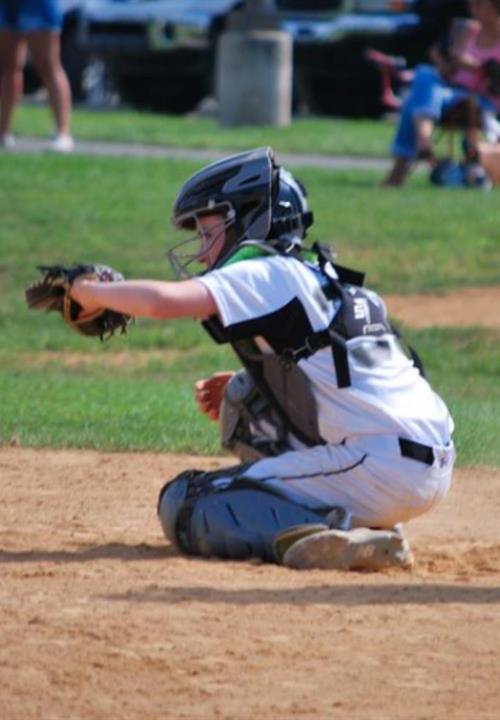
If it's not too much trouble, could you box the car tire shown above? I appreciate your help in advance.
[300,63,384,118]
[61,28,90,102]
[112,72,208,114]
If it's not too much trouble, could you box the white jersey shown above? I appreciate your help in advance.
[198,254,454,448]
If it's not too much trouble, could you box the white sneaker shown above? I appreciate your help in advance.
[273,523,329,563]
[0,134,16,150]
[282,526,414,571]
[50,134,75,153]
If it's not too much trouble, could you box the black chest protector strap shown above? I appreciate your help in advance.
[279,247,374,388]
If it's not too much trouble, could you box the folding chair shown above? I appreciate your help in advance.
[366,49,499,185]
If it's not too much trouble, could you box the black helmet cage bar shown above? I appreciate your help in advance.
[168,201,237,279]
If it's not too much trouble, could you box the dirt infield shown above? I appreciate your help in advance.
[384,286,500,328]
[1,448,499,720]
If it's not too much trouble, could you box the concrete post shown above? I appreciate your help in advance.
[216,9,293,127]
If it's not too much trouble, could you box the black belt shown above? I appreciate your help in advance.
[398,438,435,466]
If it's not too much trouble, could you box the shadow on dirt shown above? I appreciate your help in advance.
[0,543,176,563]
[104,583,500,606]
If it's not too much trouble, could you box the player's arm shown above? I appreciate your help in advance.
[72,276,235,420]
[70,277,218,321]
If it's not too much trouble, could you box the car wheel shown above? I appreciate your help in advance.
[301,65,384,119]
[61,29,90,102]
[113,73,208,114]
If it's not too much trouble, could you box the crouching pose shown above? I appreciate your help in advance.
[70,147,455,570]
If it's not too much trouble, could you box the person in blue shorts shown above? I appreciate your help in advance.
[0,0,74,151]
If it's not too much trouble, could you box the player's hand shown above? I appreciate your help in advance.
[194,372,235,421]
[70,276,102,313]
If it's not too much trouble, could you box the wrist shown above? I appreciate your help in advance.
[70,278,101,311]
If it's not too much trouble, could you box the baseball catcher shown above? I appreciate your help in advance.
[32,148,455,570]
[25,264,132,340]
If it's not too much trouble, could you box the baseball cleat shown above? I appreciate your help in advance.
[273,523,329,564]
[282,526,414,571]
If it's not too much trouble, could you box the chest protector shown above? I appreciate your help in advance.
[202,242,423,447]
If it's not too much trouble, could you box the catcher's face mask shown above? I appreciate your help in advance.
[168,204,236,279]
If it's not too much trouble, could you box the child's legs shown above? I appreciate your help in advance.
[158,437,453,560]
[392,64,455,159]
[247,436,454,529]
[26,30,71,134]
[0,31,27,136]
[157,466,330,561]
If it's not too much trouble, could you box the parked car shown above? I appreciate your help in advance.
[80,0,469,117]
[80,0,228,113]
[60,0,92,100]
[287,0,470,116]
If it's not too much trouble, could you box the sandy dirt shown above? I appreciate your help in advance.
[384,286,500,329]
[1,287,498,719]
[1,447,499,720]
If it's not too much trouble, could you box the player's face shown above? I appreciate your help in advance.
[197,213,227,267]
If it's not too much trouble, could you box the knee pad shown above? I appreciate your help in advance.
[157,470,201,547]
[181,477,328,561]
[157,465,251,553]
[158,471,337,562]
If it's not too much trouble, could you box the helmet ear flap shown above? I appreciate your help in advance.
[271,165,281,202]
[269,168,312,242]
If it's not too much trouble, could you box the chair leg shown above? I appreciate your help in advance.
[447,131,455,159]
[464,128,480,161]
[381,157,412,187]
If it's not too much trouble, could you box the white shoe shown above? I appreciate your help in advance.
[0,134,16,150]
[50,134,75,153]
[273,523,329,563]
[282,526,414,571]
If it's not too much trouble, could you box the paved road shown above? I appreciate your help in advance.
[12,135,392,171]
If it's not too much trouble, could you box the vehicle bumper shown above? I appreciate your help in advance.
[284,12,419,43]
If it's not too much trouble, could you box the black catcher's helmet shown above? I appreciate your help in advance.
[168,147,313,277]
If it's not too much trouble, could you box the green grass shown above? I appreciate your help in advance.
[0,328,497,465]
[14,103,395,156]
[0,346,237,453]
[0,151,498,464]
[1,154,499,314]
[404,328,500,467]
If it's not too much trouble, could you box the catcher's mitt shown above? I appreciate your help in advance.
[25,264,132,340]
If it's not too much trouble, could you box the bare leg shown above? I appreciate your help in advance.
[0,30,27,140]
[26,30,72,138]
[381,156,412,187]
[382,114,437,187]
[414,115,436,162]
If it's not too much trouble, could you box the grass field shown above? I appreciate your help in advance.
[14,103,480,159]
[0,132,499,464]
[14,104,394,156]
